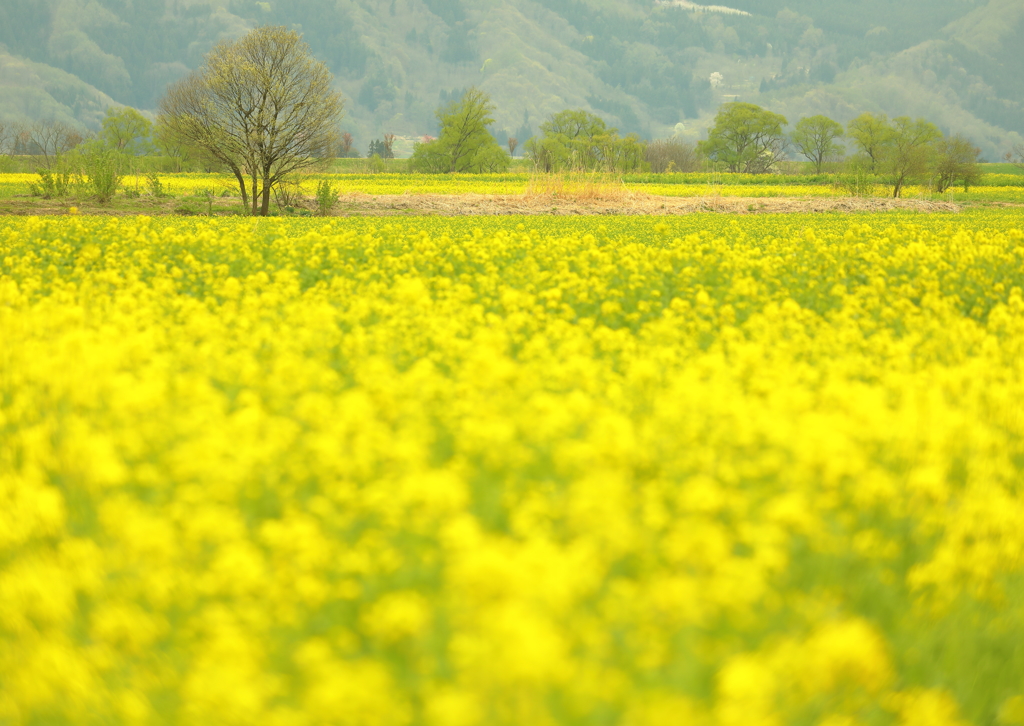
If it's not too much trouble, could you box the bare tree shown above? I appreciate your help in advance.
[383,133,396,160]
[1008,142,1024,169]
[339,131,354,157]
[645,138,700,172]
[0,121,11,159]
[27,120,84,168]
[158,26,344,216]
[507,136,518,157]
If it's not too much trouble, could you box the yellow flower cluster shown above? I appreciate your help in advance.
[3,210,1024,725]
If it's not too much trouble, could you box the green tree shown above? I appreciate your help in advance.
[697,102,788,174]
[99,106,154,156]
[158,26,343,216]
[790,114,844,173]
[883,117,941,198]
[847,113,894,173]
[410,88,509,173]
[524,109,645,172]
[154,116,193,172]
[933,134,981,193]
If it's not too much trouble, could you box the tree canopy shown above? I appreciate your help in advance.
[847,113,894,173]
[790,115,844,173]
[883,116,942,198]
[158,26,343,216]
[99,107,154,156]
[524,109,645,172]
[410,88,509,173]
[933,134,981,193]
[697,103,788,174]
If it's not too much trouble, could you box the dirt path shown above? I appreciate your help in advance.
[332,193,963,216]
[0,193,967,217]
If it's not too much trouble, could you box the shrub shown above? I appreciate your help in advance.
[30,164,80,199]
[147,173,166,198]
[83,149,125,202]
[645,139,700,173]
[315,179,338,216]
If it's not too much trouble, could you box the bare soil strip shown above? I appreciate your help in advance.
[0,193,966,217]
[334,193,962,216]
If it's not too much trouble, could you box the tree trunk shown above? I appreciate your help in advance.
[260,179,271,216]
[251,173,260,216]
[231,165,248,211]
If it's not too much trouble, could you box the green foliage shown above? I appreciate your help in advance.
[524,109,645,173]
[99,106,154,156]
[365,154,388,173]
[29,163,80,199]
[81,146,126,202]
[884,117,942,198]
[154,116,194,172]
[790,115,845,173]
[933,134,981,193]
[410,88,509,173]
[2,0,1023,161]
[847,113,895,173]
[315,178,338,216]
[368,139,394,159]
[146,173,166,198]
[159,26,344,216]
[698,102,788,174]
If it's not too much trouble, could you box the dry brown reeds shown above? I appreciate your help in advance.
[521,170,649,204]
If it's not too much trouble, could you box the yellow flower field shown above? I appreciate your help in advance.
[2,171,1022,203]
[3,210,1024,725]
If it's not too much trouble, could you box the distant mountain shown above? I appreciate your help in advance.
[1,0,1021,159]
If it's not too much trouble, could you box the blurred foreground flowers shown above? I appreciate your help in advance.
[2,212,1024,725]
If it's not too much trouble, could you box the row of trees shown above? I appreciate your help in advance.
[699,102,992,197]
[409,89,648,175]
[0,108,177,201]
[0,108,158,168]
[408,90,1009,199]
[2,27,344,215]
[8,21,1021,215]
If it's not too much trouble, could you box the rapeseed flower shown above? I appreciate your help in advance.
[2,211,1024,724]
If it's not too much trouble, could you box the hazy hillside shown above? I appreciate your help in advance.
[0,0,1021,158]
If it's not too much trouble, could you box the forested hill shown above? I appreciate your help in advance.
[1,0,1022,158]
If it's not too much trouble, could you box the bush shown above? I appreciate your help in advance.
[83,149,125,202]
[29,163,80,199]
[315,178,338,216]
[645,139,700,173]
[365,154,388,174]
[146,173,166,198]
